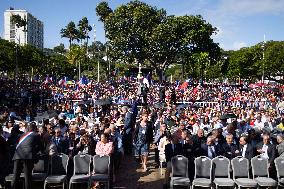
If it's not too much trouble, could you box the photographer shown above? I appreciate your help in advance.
[75,129,96,155]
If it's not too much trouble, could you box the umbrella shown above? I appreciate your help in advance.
[220,113,237,120]
[48,111,59,118]
[177,104,191,109]
[154,103,165,109]
[94,99,112,106]
[178,81,189,90]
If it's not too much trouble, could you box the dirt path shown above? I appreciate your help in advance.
[114,149,164,189]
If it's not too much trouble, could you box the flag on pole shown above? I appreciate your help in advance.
[178,81,189,90]
[146,72,151,85]
[78,75,89,86]
[44,76,52,84]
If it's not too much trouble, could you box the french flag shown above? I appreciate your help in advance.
[44,76,52,84]
[58,77,67,86]
[78,76,89,86]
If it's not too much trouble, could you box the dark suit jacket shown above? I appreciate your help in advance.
[13,132,42,160]
[0,135,9,158]
[256,142,276,164]
[192,135,206,156]
[165,143,183,162]
[124,112,133,134]
[239,143,255,160]
[221,143,239,160]
[200,144,221,158]
[52,136,69,155]
[183,143,195,162]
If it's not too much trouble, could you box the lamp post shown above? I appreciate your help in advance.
[137,59,143,82]
[93,24,100,82]
[15,28,20,85]
[262,35,266,85]
[78,59,81,80]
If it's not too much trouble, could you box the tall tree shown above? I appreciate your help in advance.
[96,1,220,80]
[60,21,79,49]
[53,43,66,54]
[78,17,92,47]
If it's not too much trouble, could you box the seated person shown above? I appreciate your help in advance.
[75,129,96,155]
[222,134,239,160]
[95,133,114,156]
[201,136,222,159]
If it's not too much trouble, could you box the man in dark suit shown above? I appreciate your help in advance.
[182,135,195,181]
[122,106,134,155]
[256,134,277,178]
[201,136,221,159]
[165,136,183,163]
[164,135,183,189]
[52,127,68,154]
[12,122,43,189]
[256,134,276,165]
[0,126,9,188]
[222,134,240,160]
[192,129,206,156]
[239,136,255,160]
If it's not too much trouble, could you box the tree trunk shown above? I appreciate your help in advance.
[156,68,163,82]
[69,39,72,50]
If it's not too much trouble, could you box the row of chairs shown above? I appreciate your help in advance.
[5,153,111,189]
[170,155,284,189]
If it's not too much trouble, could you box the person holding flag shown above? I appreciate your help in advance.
[11,122,43,189]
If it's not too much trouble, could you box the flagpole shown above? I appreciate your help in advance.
[262,34,266,85]
[97,60,100,82]
[78,59,81,80]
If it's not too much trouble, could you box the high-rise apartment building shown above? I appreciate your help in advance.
[4,8,44,49]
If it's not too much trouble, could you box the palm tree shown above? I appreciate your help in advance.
[78,17,92,48]
[60,21,79,49]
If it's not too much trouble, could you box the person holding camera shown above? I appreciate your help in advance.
[75,129,96,155]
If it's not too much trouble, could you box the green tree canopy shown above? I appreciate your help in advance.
[60,21,79,49]
[96,0,220,80]
[78,17,92,46]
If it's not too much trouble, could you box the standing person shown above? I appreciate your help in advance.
[122,106,134,155]
[0,126,9,188]
[163,135,183,189]
[276,134,284,158]
[192,129,206,156]
[133,113,153,172]
[11,122,43,189]
[182,135,195,181]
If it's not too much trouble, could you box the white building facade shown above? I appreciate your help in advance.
[4,8,44,49]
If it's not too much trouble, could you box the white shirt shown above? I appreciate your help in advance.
[261,144,269,159]
[242,144,247,157]
[208,145,216,159]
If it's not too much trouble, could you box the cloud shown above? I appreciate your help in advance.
[233,41,247,50]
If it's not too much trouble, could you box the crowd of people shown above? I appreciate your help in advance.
[0,77,284,189]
